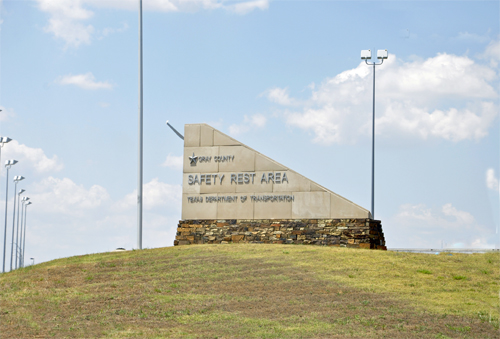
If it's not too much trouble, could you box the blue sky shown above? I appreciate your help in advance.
[0,0,498,266]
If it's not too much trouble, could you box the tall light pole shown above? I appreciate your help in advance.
[14,189,25,269]
[18,197,28,268]
[2,159,17,273]
[22,201,32,268]
[361,49,388,220]
[137,0,143,250]
[0,137,12,171]
[0,109,12,168]
[10,175,24,271]
[0,135,12,270]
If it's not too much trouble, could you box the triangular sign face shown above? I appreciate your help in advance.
[182,124,370,220]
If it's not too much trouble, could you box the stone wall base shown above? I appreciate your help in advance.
[174,219,386,250]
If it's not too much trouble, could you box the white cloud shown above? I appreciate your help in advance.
[264,87,295,106]
[389,203,495,249]
[85,0,268,13]
[2,140,64,173]
[162,153,183,170]
[377,101,498,142]
[37,0,95,48]
[0,163,182,268]
[286,105,358,144]
[114,178,182,211]
[478,39,500,68]
[249,113,266,127]
[378,53,496,100]
[274,48,499,144]
[37,0,269,47]
[99,22,128,40]
[86,0,216,12]
[486,168,499,192]
[57,72,113,90]
[452,31,490,44]
[228,0,269,15]
[31,176,109,216]
[484,40,500,60]
[395,203,475,229]
[16,176,182,266]
[229,113,267,135]
[441,203,475,224]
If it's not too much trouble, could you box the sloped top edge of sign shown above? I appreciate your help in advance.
[183,123,370,219]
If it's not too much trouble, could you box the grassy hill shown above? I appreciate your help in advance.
[1,244,499,338]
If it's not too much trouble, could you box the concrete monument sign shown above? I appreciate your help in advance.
[182,123,370,220]
[175,123,386,249]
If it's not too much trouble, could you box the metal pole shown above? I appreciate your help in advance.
[22,205,28,268]
[9,180,18,271]
[166,121,184,140]
[371,63,375,220]
[14,192,21,269]
[0,147,3,271]
[18,202,24,268]
[137,0,143,250]
[2,166,9,273]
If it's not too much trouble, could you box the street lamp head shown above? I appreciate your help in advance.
[361,50,372,60]
[22,197,29,202]
[377,49,388,60]
[5,159,18,167]
[18,189,25,195]
[26,201,32,206]
[13,176,25,182]
[0,137,12,144]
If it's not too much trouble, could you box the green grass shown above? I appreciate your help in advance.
[1,244,498,338]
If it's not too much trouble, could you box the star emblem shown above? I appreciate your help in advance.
[189,152,198,166]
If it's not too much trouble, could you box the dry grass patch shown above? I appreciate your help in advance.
[0,244,498,338]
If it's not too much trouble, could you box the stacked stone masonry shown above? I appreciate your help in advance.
[174,218,386,250]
